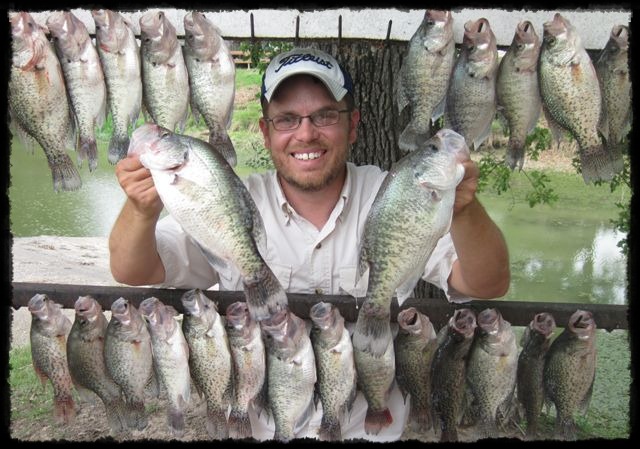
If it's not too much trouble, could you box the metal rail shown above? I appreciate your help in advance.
[11,282,628,332]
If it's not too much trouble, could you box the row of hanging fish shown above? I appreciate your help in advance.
[28,291,597,442]
[8,10,236,192]
[396,10,630,183]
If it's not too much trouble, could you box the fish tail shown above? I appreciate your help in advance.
[228,409,252,439]
[440,426,459,442]
[398,120,431,152]
[243,265,288,322]
[205,406,229,439]
[579,142,622,183]
[108,134,129,165]
[209,129,237,167]
[364,408,393,435]
[125,398,149,431]
[318,415,342,441]
[52,394,76,425]
[103,396,128,434]
[79,137,99,172]
[49,153,82,192]
[505,138,525,171]
[352,301,392,357]
[167,405,186,438]
[408,402,432,432]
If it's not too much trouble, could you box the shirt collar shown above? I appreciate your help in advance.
[268,163,354,225]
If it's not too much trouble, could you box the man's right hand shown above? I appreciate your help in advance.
[115,155,164,219]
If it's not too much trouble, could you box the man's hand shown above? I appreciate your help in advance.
[115,155,164,219]
[453,159,479,215]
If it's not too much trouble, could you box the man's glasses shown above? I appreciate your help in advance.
[264,109,351,131]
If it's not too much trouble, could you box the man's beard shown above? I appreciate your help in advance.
[274,148,349,192]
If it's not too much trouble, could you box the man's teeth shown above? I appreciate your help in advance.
[294,152,322,160]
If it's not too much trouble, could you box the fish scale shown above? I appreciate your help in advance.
[352,129,469,435]
[9,12,81,192]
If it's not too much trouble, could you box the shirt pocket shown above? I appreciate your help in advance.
[339,266,368,298]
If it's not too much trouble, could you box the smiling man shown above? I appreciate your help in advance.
[108,47,510,441]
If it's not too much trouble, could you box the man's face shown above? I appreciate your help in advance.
[259,75,359,192]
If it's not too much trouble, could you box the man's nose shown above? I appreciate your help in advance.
[294,116,320,142]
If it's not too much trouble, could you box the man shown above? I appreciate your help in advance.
[109,47,510,441]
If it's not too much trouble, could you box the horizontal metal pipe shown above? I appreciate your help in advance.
[11,282,628,331]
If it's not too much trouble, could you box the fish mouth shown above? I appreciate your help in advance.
[27,293,48,317]
[225,301,249,329]
[110,297,131,324]
[452,308,477,336]
[309,302,334,330]
[569,310,595,337]
[477,308,500,334]
[139,297,161,325]
[74,295,99,321]
[180,289,203,316]
[532,312,556,336]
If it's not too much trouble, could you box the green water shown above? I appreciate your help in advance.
[9,139,628,306]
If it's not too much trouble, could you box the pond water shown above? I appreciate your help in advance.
[8,139,628,306]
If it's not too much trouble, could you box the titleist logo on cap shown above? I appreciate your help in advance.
[274,53,333,73]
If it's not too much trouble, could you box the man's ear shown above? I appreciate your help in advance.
[259,117,271,149]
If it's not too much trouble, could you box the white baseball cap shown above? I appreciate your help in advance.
[261,47,354,102]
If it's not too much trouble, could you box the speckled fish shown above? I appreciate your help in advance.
[352,129,469,435]
[596,24,631,148]
[183,11,237,166]
[262,309,317,442]
[431,308,477,442]
[128,123,288,322]
[543,309,597,440]
[28,294,76,425]
[181,289,233,439]
[9,12,80,192]
[46,10,107,172]
[496,20,542,170]
[104,297,154,431]
[538,13,623,183]
[92,9,142,164]
[225,301,267,439]
[66,295,127,434]
[139,296,191,437]
[444,18,499,151]
[309,302,357,441]
[465,308,519,439]
[394,307,438,433]
[517,312,556,438]
[139,10,190,133]
[395,10,455,151]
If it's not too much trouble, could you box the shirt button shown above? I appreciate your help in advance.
[315,288,323,295]
[315,243,322,249]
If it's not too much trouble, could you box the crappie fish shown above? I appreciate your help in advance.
[538,13,623,183]
[444,18,499,151]
[67,295,127,434]
[139,296,191,437]
[9,12,81,192]
[181,289,233,439]
[309,302,357,441]
[104,297,154,431]
[128,123,288,322]
[517,312,556,438]
[496,20,542,170]
[465,308,518,438]
[431,308,477,442]
[28,294,76,424]
[543,309,597,440]
[225,301,267,439]
[139,10,190,133]
[395,10,455,151]
[46,10,107,172]
[352,129,469,434]
[394,307,438,433]
[596,24,631,147]
[262,309,316,442]
[92,9,142,164]
[183,11,237,166]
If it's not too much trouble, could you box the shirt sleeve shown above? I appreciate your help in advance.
[153,215,219,290]
[422,232,473,304]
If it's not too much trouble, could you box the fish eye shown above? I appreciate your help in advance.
[427,143,439,152]
[547,36,556,46]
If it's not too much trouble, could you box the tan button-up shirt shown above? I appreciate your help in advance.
[155,162,464,304]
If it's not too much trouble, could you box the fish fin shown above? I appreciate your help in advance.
[107,134,129,165]
[578,142,620,183]
[209,129,237,167]
[52,395,76,425]
[364,408,393,435]
[472,118,494,151]
[189,95,202,126]
[78,137,98,172]
[293,397,316,435]
[228,409,252,439]
[167,404,186,438]
[318,415,341,441]
[542,106,566,149]
[399,120,432,152]
[578,372,596,416]
[394,69,409,114]
[395,270,424,306]
[192,239,231,274]
[431,95,447,124]
[9,116,38,154]
[104,396,128,434]
[49,153,82,192]
[352,302,392,357]
[505,139,526,171]
[242,264,288,322]
[205,407,229,439]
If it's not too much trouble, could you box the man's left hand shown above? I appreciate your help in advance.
[453,159,479,215]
